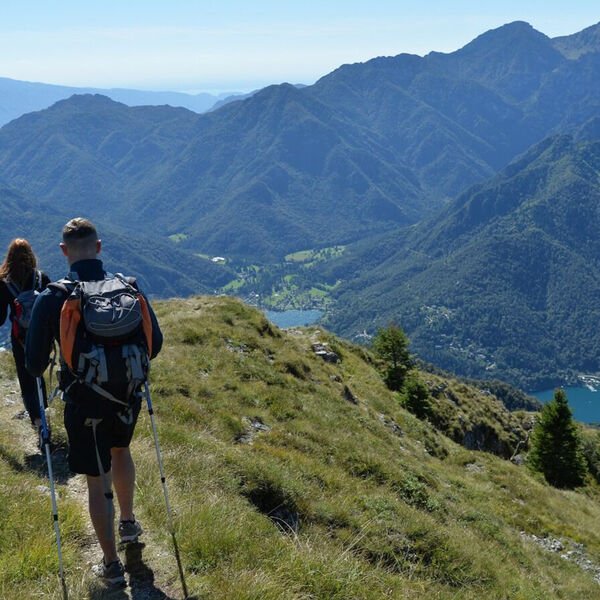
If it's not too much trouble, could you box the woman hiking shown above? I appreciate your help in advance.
[0,238,50,446]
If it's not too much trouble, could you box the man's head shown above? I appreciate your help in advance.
[60,218,101,265]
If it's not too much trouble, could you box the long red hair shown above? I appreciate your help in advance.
[0,239,38,288]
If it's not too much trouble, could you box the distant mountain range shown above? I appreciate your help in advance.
[2,20,600,387]
[1,21,600,263]
[0,77,245,127]
[0,90,428,260]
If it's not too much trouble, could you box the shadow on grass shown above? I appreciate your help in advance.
[87,541,196,600]
[126,541,179,599]
[0,442,26,474]
[24,442,73,485]
[0,435,74,485]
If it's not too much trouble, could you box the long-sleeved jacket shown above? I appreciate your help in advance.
[26,259,163,413]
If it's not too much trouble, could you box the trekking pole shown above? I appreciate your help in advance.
[36,377,68,600]
[144,380,189,599]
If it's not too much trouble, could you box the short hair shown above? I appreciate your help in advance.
[62,217,98,251]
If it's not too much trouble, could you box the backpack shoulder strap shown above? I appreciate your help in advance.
[48,276,78,297]
[4,280,20,298]
[33,269,43,291]
[114,272,138,288]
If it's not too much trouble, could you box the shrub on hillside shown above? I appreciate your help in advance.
[401,373,434,420]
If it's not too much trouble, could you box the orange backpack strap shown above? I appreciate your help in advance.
[60,298,82,371]
[138,294,153,357]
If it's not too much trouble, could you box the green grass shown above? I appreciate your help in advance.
[285,250,314,263]
[222,278,245,292]
[285,246,346,264]
[168,233,189,243]
[0,354,87,599]
[2,298,600,598]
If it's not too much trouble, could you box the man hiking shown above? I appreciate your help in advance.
[26,218,163,585]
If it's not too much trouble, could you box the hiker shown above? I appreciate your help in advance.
[25,218,163,585]
[0,238,50,442]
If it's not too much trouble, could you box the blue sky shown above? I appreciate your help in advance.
[0,1,598,93]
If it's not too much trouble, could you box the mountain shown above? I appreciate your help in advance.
[0,91,427,260]
[435,21,564,101]
[317,130,600,389]
[209,85,306,111]
[0,181,232,297]
[0,21,600,299]
[2,22,600,265]
[4,296,600,599]
[306,21,600,200]
[553,22,600,59]
[209,89,261,110]
[0,76,230,127]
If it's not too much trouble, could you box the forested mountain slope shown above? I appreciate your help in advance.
[0,181,232,297]
[0,91,425,260]
[320,131,600,389]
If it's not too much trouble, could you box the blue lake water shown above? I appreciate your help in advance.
[264,309,323,329]
[531,386,600,424]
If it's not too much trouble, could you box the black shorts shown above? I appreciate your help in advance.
[64,401,142,476]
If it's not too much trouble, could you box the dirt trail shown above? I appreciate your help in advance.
[0,376,190,600]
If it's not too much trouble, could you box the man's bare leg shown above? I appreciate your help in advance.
[111,446,135,522]
[87,473,118,564]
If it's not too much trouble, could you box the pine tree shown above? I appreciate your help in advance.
[528,389,587,488]
[372,323,412,391]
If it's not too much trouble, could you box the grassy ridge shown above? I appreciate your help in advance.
[1,297,600,598]
[144,297,600,598]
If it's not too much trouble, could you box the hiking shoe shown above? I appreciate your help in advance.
[119,518,143,543]
[92,558,126,585]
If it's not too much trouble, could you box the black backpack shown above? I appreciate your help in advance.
[4,270,42,345]
[51,273,154,408]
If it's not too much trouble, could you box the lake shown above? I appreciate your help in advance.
[531,386,600,424]
[264,309,323,329]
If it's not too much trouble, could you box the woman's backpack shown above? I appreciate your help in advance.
[4,269,42,345]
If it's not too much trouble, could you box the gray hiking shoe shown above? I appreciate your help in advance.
[119,518,143,543]
[92,558,126,585]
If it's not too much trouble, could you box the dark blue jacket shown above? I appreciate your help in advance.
[26,259,163,409]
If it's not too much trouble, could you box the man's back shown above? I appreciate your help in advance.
[26,257,162,415]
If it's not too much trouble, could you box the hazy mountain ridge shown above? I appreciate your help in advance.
[552,21,600,59]
[308,21,600,198]
[0,76,237,127]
